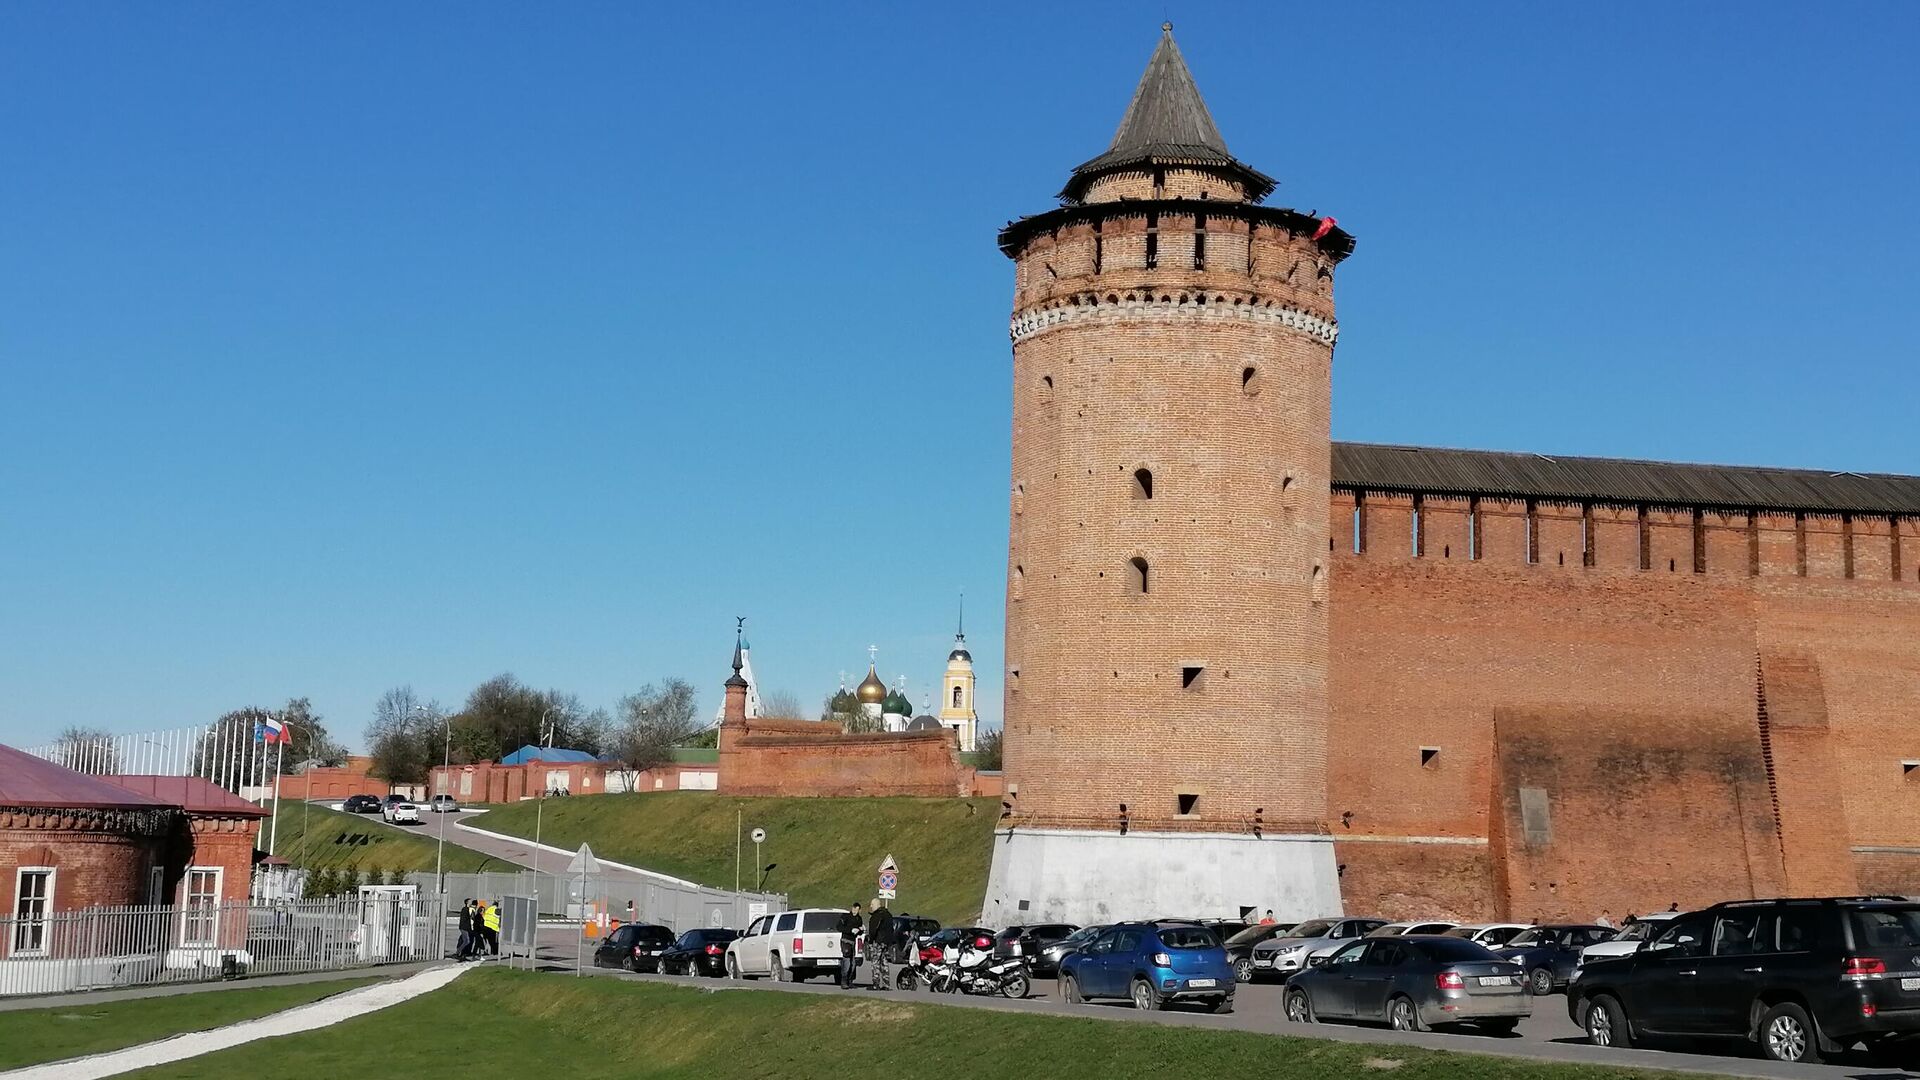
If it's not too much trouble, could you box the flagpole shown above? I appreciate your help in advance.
[269,723,284,855]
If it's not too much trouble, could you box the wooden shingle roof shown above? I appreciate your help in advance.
[1331,442,1920,516]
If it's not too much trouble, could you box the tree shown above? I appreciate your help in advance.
[760,689,805,720]
[365,686,441,784]
[976,727,1004,771]
[51,726,120,774]
[282,698,347,769]
[611,678,700,789]
[448,674,602,761]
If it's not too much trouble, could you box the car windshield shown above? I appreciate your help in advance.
[1441,926,1479,938]
[1412,937,1502,963]
[1157,927,1219,950]
[636,927,674,945]
[1290,920,1333,938]
[1225,925,1276,947]
[1852,908,1920,950]
[801,912,846,932]
[1614,922,1658,942]
[1504,930,1543,947]
[1060,927,1100,946]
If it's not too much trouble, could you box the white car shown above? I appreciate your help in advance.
[725,908,855,981]
[1442,923,1533,949]
[1575,912,1679,969]
[1248,917,1387,978]
[381,799,420,824]
[1367,920,1458,937]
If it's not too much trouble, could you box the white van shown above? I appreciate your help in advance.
[725,908,856,981]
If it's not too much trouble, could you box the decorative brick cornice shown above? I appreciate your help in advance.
[0,805,176,837]
[1011,293,1339,347]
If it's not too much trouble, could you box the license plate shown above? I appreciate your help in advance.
[1902,978,1920,991]
[1478,977,1509,987]
[1254,957,1272,966]
[1189,978,1216,988]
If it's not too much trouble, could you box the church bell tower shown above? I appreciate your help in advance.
[984,25,1354,924]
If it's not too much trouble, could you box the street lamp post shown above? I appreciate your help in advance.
[531,707,555,925]
[435,715,452,889]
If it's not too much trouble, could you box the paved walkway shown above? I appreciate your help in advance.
[0,965,468,1080]
[0,963,441,1015]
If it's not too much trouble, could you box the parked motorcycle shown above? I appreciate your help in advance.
[933,933,1030,999]
[894,940,940,991]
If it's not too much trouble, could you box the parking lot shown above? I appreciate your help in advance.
[522,924,1920,1080]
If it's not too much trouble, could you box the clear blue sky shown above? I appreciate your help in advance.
[3,2,1915,750]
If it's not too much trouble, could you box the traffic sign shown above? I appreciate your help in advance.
[878,854,898,872]
[750,827,767,844]
[566,842,599,875]
[878,870,897,892]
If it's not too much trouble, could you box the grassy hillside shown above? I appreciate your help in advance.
[0,977,383,1070]
[128,968,1736,1080]
[478,792,997,924]
[271,804,497,874]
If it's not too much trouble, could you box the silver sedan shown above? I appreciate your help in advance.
[1284,934,1531,1033]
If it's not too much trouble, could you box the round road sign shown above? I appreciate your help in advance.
[750,827,767,844]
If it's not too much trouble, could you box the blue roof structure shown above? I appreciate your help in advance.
[500,745,599,766]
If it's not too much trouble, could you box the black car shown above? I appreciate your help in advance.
[343,794,381,814]
[593,923,677,972]
[1223,922,1298,983]
[1496,924,1616,995]
[1569,897,1920,1063]
[994,923,1079,973]
[888,915,941,963]
[659,928,738,976]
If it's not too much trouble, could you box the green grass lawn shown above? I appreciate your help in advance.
[271,804,498,875]
[0,976,384,1070]
[478,792,998,924]
[125,967,1735,1080]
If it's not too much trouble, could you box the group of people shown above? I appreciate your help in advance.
[456,897,502,960]
[823,900,901,991]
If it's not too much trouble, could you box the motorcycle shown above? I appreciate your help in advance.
[893,937,941,991]
[933,933,1031,999]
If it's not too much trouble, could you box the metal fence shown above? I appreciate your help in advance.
[0,893,446,997]
[411,871,784,935]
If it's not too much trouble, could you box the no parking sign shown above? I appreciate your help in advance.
[877,855,898,900]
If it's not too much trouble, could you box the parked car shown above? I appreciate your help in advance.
[1224,922,1298,983]
[1248,918,1388,980]
[660,928,739,976]
[1496,925,1617,995]
[886,915,942,963]
[593,922,677,972]
[1059,922,1234,1013]
[1285,935,1530,1033]
[917,926,994,966]
[1576,913,1679,969]
[726,909,857,981]
[381,796,420,824]
[994,923,1079,972]
[1569,897,1920,1063]
[1037,924,1108,975]
[1369,920,1459,938]
[342,794,382,814]
[428,794,459,813]
[1444,923,1533,949]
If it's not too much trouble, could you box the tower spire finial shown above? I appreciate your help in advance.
[725,617,749,689]
[957,589,966,641]
[1162,20,1172,33]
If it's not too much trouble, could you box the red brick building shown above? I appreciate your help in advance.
[273,755,391,802]
[986,27,1920,925]
[1,744,267,960]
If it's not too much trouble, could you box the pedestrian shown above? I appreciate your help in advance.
[1258,909,1277,926]
[1667,901,1680,913]
[483,898,502,956]
[867,898,894,989]
[838,902,863,988]
[456,897,474,960]
[1595,910,1612,928]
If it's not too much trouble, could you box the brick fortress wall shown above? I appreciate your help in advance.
[717,717,974,798]
[1328,492,1920,921]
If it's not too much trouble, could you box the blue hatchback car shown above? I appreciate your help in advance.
[1059,921,1235,1012]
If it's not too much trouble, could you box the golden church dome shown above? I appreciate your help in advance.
[856,666,888,705]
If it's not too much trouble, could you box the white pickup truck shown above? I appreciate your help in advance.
[725,908,857,982]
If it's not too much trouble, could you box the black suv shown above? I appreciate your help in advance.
[1568,897,1920,1063]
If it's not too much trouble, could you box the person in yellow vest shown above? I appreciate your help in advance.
[482,899,502,957]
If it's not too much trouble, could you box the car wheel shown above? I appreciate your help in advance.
[622,956,638,973]
[726,954,741,979]
[1061,973,1084,1004]
[1209,995,1235,1015]
[1759,1002,1820,1063]
[1585,994,1632,1049]
[773,955,790,982]
[1130,978,1160,1011]
[1233,956,1254,984]
[1285,987,1315,1024]
[1388,995,1425,1032]
[1528,968,1554,996]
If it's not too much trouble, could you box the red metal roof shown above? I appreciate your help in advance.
[0,744,175,810]
[105,775,271,818]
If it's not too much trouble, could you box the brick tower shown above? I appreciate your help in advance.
[984,25,1354,923]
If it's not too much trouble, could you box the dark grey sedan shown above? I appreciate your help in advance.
[1284,935,1531,1033]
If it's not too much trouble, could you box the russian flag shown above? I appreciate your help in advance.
[255,717,290,744]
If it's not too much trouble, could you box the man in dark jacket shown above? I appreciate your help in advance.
[867,901,894,989]
[837,903,862,988]
[456,898,474,960]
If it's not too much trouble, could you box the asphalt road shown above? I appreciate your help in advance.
[518,932,1920,1080]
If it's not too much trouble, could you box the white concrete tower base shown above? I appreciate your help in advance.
[982,828,1344,926]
